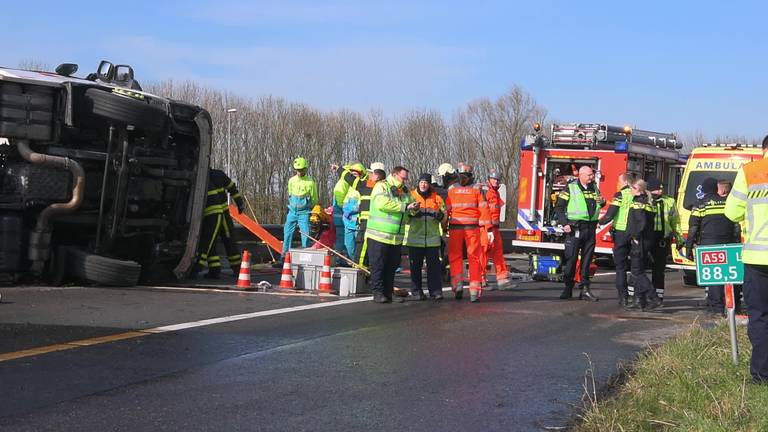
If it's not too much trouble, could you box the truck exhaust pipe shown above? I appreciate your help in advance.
[16,139,86,274]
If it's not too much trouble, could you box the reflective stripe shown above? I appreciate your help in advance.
[451,216,479,223]
[731,189,747,200]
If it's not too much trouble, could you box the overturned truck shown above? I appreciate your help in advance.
[0,61,211,286]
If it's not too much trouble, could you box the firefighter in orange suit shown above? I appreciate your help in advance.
[446,164,493,302]
[480,169,511,290]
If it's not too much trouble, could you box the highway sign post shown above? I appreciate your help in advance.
[695,243,744,365]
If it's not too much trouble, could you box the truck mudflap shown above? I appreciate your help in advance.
[173,110,212,279]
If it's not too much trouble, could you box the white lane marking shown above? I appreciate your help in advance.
[138,285,336,298]
[595,272,616,276]
[143,296,373,333]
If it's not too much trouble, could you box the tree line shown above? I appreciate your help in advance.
[144,80,547,225]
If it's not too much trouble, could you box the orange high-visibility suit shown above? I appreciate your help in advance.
[446,183,492,298]
[480,185,509,284]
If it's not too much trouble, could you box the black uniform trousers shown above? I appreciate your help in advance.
[563,222,597,289]
[630,239,655,301]
[408,246,442,296]
[612,230,632,299]
[354,220,369,267]
[744,264,768,382]
[195,212,240,274]
[649,235,671,299]
[367,238,402,300]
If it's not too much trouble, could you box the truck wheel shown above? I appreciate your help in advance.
[66,247,142,287]
[83,88,168,133]
[683,270,699,287]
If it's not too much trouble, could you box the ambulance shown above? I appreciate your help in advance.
[513,123,683,266]
[670,142,765,285]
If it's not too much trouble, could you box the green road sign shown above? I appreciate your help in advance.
[695,244,744,286]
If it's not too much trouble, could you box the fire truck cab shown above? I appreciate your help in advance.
[513,123,683,259]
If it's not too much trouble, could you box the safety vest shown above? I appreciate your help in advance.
[333,167,367,225]
[611,187,633,231]
[404,189,445,248]
[485,186,504,226]
[357,178,376,222]
[564,182,602,222]
[287,174,318,213]
[446,183,491,227]
[652,195,682,241]
[365,176,412,245]
[725,157,768,264]
[205,169,243,216]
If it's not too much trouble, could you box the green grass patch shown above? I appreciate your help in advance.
[576,321,768,431]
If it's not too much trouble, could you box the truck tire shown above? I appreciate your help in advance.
[83,88,168,133]
[683,270,699,287]
[66,247,142,287]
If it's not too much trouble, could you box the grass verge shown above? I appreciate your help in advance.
[575,320,768,431]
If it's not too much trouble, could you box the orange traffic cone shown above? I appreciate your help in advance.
[318,253,333,293]
[574,257,582,283]
[236,250,254,290]
[278,252,295,289]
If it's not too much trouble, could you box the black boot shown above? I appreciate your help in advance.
[618,295,629,307]
[623,295,641,310]
[559,286,573,300]
[644,294,663,311]
[579,286,599,302]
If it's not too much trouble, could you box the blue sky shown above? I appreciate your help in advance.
[4,0,767,140]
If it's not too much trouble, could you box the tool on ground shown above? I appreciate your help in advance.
[235,250,254,290]
[278,252,295,289]
[318,254,333,293]
[298,229,371,274]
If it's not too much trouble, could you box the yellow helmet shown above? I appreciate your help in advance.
[348,162,366,173]
[293,157,309,170]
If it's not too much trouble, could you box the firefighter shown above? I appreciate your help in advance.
[405,173,447,300]
[280,157,318,262]
[685,177,741,315]
[433,163,459,279]
[624,178,663,311]
[193,168,244,279]
[446,164,493,302]
[725,137,768,383]
[354,167,386,268]
[365,166,417,303]
[481,169,511,290]
[333,162,367,260]
[646,177,683,303]
[598,172,636,306]
[554,166,605,301]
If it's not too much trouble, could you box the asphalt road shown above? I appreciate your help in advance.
[0,261,711,431]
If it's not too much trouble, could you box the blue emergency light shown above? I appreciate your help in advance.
[614,140,628,153]
[520,136,533,150]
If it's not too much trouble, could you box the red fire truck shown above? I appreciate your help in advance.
[513,123,683,262]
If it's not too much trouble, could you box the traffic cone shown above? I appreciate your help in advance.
[318,253,333,293]
[278,252,295,289]
[236,250,254,290]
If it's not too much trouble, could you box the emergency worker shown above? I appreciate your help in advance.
[554,166,605,301]
[598,172,635,306]
[480,169,511,290]
[365,166,417,303]
[433,163,459,279]
[724,136,768,383]
[624,178,663,311]
[333,162,367,259]
[686,177,741,315]
[354,167,386,268]
[193,168,244,278]
[646,177,683,303]
[342,162,385,263]
[280,157,318,262]
[446,164,493,302]
[405,173,447,300]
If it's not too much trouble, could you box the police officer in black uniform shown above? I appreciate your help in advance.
[685,177,741,315]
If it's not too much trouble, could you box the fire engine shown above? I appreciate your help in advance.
[513,122,683,259]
